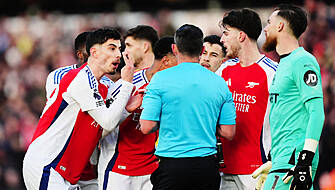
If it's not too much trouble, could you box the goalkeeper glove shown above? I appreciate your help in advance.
[282,150,314,190]
[252,161,272,190]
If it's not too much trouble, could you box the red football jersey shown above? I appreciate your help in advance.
[110,69,159,176]
[219,56,277,174]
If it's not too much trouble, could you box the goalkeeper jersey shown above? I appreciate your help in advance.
[219,56,277,174]
[269,47,323,171]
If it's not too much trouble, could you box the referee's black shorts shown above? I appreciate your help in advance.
[150,154,220,190]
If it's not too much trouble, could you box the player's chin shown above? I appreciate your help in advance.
[226,52,235,59]
[108,68,116,74]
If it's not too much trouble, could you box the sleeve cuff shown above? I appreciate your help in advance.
[303,138,319,153]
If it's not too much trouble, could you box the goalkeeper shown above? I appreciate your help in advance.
[252,4,325,190]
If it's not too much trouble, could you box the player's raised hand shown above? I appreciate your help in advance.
[121,51,135,83]
[125,88,146,112]
[126,94,143,112]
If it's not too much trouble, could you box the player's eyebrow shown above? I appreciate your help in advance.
[107,43,118,48]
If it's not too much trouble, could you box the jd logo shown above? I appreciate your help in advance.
[304,70,317,86]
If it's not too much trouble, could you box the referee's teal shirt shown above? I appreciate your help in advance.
[140,62,236,158]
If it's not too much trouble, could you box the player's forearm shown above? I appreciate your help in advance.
[217,124,236,140]
[304,97,325,152]
[139,120,158,134]
[89,80,134,132]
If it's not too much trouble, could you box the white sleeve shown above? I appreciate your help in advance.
[66,73,105,112]
[88,80,134,132]
[45,72,56,99]
[101,108,131,138]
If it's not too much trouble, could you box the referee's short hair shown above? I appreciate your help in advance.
[174,24,203,57]
[86,27,121,56]
[274,4,307,39]
[220,8,262,41]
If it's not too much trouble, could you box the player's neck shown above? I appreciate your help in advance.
[87,59,104,81]
[276,34,299,56]
[76,62,85,68]
[136,53,155,70]
[146,60,162,81]
[239,43,262,67]
[109,73,121,82]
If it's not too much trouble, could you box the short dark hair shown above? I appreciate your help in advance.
[203,35,226,57]
[221,8,262,41]
[174,24,203,57]
[275,4,307,39]
[154,36,175,60]
[74,31,91,52]
[125,25,159,49]
[86,28,121,56]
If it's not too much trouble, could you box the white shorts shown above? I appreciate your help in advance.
[219,172,257,190]
[100,172,152,190]
[23,161,80,190]
[97,130,118,190]
[77,179,98,190]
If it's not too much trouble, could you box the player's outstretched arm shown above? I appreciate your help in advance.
[89,80,134,132]
[89,51,135,133]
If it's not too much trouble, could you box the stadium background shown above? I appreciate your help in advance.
[0,0,335,189]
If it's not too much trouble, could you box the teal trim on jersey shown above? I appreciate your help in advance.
[268,47,324,171]
[141,62,236,158]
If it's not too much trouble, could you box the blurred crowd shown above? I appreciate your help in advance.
[0,0,334,189]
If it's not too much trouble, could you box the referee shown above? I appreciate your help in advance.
[139,24,236,190]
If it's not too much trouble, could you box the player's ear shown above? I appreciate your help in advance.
[172,44,178,56]
[90,47,98,58]
[239,31,246,42]
[76,50,83,61]
[143,42,149,53]
[278,21,284,32]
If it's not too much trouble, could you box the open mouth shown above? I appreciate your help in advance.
[112,61,120,66]
[201,63,210,69]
